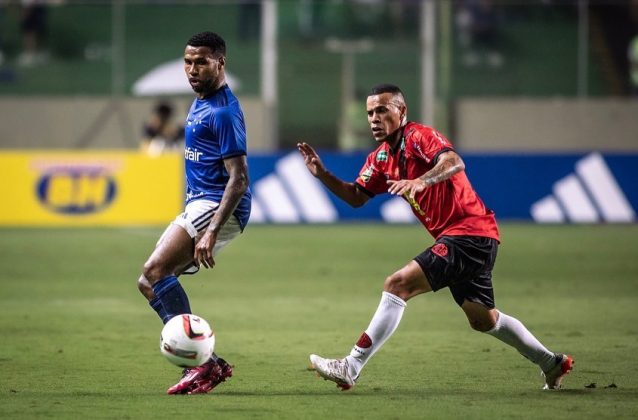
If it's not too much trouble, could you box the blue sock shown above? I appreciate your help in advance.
[151,275,191,323]
[149,297,170,324]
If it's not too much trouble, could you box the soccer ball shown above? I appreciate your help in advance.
[159,314,215,367]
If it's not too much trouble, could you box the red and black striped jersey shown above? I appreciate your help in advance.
[355,122,500,241]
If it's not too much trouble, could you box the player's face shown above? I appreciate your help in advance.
[184,45,225,98]
[366,93,406,145]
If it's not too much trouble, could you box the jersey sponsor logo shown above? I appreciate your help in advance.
[531,153,635,223]
[359,166,374,183]
[432,243,448,258]
[36,167,117,215]
[404,192,426,216]
[185,147,203,162]
[376,150,388,162]
[411,141,428,161]
[186,191,205,201]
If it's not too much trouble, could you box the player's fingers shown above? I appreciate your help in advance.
[202,253,214,269]
[387,181,403,194]
[399,184,411,196]
[200,253,210,269]
[194,251,203,268]
[195,248,207,268]
[206,249,216,268]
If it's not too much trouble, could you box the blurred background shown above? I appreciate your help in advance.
[0,0,636,226]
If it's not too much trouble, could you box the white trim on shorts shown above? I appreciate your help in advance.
[158,199,242,275]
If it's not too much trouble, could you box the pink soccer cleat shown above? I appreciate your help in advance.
[167,360,217,395]
[188,358,233,395]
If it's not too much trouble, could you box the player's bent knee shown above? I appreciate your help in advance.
[137,275,155,299]
[383,273,414,300]
[142,259,166,284]
[383,274,402,295]
[468,317,496,332]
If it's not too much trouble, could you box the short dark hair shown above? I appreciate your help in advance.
[186,31,226,57]
[369,84,404,97]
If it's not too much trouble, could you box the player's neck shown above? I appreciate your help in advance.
[197,78,227,99]
[385,125,406,151]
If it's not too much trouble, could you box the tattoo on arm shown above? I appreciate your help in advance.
[419,152,465,186]
[207,156,249,233]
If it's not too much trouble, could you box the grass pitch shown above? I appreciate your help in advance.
[0,224,637,419]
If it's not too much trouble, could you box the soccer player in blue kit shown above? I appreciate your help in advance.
[136,31,251,395]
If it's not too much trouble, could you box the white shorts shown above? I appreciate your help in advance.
[159,199,242,275]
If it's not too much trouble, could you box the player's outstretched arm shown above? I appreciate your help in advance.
[297,142,369,208]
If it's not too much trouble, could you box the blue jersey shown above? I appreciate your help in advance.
[184,84,251,230]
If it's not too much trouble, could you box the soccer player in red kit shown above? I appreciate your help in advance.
[297,84,573,391]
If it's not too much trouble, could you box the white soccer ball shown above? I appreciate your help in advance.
[159,314,215,367]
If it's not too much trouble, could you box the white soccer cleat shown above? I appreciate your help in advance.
[542,353,574,390]
[309,354,356,390]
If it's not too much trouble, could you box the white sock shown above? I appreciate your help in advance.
[345,291,407,378]
[486,310,556,372]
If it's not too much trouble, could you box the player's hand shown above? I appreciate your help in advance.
[297,142,327,178]
[194,231,217,269]
[387,179,427,200]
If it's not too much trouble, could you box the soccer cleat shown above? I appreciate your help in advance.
[309,354,356,391]
[188,358,233,395]
[542,354,574,390]
[166,360,216,395]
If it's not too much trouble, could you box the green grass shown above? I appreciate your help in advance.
[0,224,637,419]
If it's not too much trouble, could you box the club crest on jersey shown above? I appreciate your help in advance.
[376,150,388,162]
[432,243,448,258]
[186,118,203,133]
[185,147,203,162]
[359,166,374,183]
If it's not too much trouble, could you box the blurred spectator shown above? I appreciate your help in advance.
[18,0,49,67]
[141,101,184,156]
[456,0,504,68]
[629,34,638,96]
